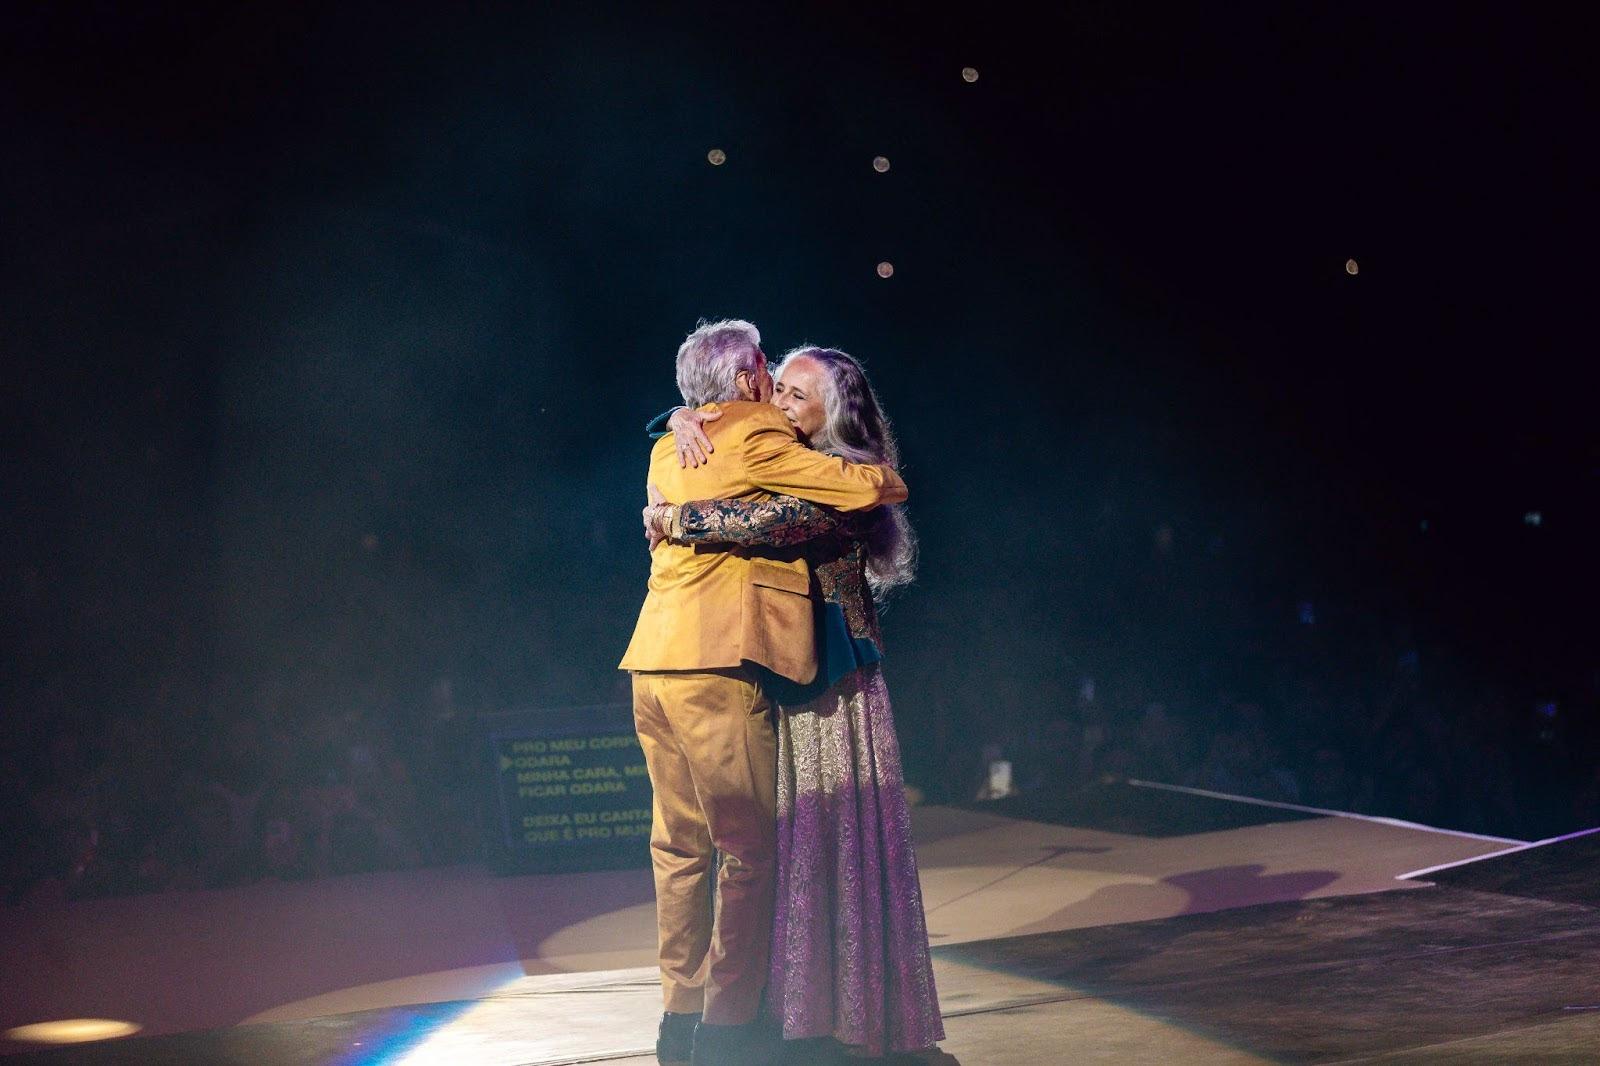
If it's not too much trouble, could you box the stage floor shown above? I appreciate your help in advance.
[6,783,1563,1063]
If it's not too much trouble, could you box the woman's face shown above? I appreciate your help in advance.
[772,356,827,442]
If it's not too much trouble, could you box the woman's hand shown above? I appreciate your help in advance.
[642,483,673,550]
[668,406,722,468]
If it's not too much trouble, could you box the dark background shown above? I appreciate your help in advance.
[2,3,1596,895]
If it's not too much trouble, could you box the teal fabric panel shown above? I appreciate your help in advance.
[646,407,678,439]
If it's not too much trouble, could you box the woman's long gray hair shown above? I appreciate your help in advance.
[775,346,917,597]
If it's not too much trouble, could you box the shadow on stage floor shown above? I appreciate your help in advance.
[13,881,1600,1064]
[11,785,1585,1064]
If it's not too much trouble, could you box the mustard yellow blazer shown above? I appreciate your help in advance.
[618,401,907,683]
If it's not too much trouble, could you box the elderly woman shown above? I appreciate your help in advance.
[645,347,943,1062]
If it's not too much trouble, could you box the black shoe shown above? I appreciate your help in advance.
[657,1011,701,1065]
[691,1019,780,1065]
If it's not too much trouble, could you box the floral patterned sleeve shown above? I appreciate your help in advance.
[673,495,843,548]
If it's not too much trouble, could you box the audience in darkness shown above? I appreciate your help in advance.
[1,501,1591,904]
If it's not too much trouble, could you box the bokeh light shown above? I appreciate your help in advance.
[876,261,895,279]
[872,156,891,173]
[706,148,726,166]
[961,67,980,83]
[5,1020,143,1045]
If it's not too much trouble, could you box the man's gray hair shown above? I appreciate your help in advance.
[675,319,762,407]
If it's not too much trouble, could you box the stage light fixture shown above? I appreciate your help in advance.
[706,148,727,166]
[4,1020,143,1045]
[962,67,980,83]
[876,261,895,278]
[1345,258,1359,275]
[873,156,891,173]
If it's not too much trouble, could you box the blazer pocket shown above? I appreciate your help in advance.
[740,559,819,684]
[747,560,810,596]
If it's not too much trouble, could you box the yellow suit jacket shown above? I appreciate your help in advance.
[618,401,907,683]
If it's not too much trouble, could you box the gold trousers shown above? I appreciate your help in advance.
[631,669,777,1024]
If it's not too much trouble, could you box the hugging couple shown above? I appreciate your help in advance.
[619,319,943,1065]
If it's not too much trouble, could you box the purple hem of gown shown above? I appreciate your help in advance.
[765,664,945,1055]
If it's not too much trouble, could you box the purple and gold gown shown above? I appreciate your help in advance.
[671,496,944,1056]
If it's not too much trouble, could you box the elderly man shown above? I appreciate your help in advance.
[619,319,907,1066]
